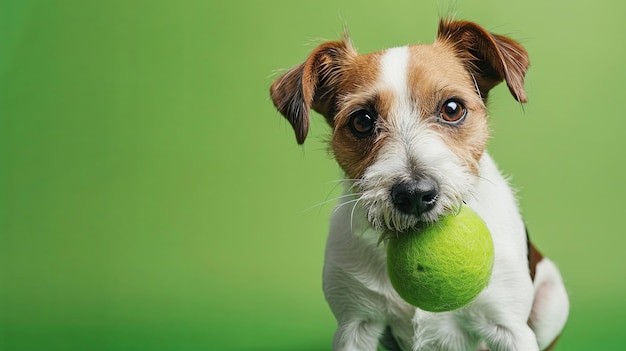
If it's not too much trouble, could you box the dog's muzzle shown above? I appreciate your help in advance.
[391,177,439,216]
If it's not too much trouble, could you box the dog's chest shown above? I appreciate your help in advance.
[360,237,414,314]
[326,198,415,315]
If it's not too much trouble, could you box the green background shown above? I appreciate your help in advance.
[1,0,625,350]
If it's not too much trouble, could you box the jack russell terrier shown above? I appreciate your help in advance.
[270,19,569,351]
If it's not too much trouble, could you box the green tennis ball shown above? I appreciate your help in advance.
[386,205,494,312]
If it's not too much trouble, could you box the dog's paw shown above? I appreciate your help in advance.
[412,312,477,351]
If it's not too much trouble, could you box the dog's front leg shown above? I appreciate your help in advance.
[413,311,479,351]
[480,322,539,351]
[324,204,395,351]
[324,264,389,351]
[469,266,540,351]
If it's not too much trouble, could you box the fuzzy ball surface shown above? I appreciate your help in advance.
[386,205,494,312]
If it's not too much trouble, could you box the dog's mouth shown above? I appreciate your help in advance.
[356,185,464,236]
[363,199,447,233]
[375,202,466,243]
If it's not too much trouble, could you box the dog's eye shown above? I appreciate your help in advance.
[439,99,467,124]
[349,110,377,137]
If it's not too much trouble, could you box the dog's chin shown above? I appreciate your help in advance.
[366,201,455,235]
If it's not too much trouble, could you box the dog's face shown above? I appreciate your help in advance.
[271,20,529,232]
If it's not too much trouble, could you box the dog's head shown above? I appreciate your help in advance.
[270,20,529,232]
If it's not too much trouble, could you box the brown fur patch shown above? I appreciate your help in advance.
[437,19,530,103]
[406,44,489,174]
[269,37,357,144]
[528,241,544,282]
[328,51,388,180]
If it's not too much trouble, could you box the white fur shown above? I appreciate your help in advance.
[325,155,568,351]
[380,46,409,99]
[322,47,568,351]
[529,259,570,349]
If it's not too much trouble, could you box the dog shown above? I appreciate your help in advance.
[270,19,569,351]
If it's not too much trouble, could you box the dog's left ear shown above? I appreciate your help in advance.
[437,19,530,103]
[270,37,356,144]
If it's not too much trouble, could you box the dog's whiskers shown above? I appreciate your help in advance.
[309,179,362,215]
[303,193,361,212]
[326,178,361,184]
[349,196,363,233]
[333,196,362,214]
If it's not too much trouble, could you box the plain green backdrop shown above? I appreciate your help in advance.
[1,0,625,350]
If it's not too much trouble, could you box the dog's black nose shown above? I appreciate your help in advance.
[391,178,439,215]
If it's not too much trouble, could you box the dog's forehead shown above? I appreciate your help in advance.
[377,44,467,88]
[341,43,475,110]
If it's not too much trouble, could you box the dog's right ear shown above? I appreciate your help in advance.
[437,19,530,103]
[270,37,356,144]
